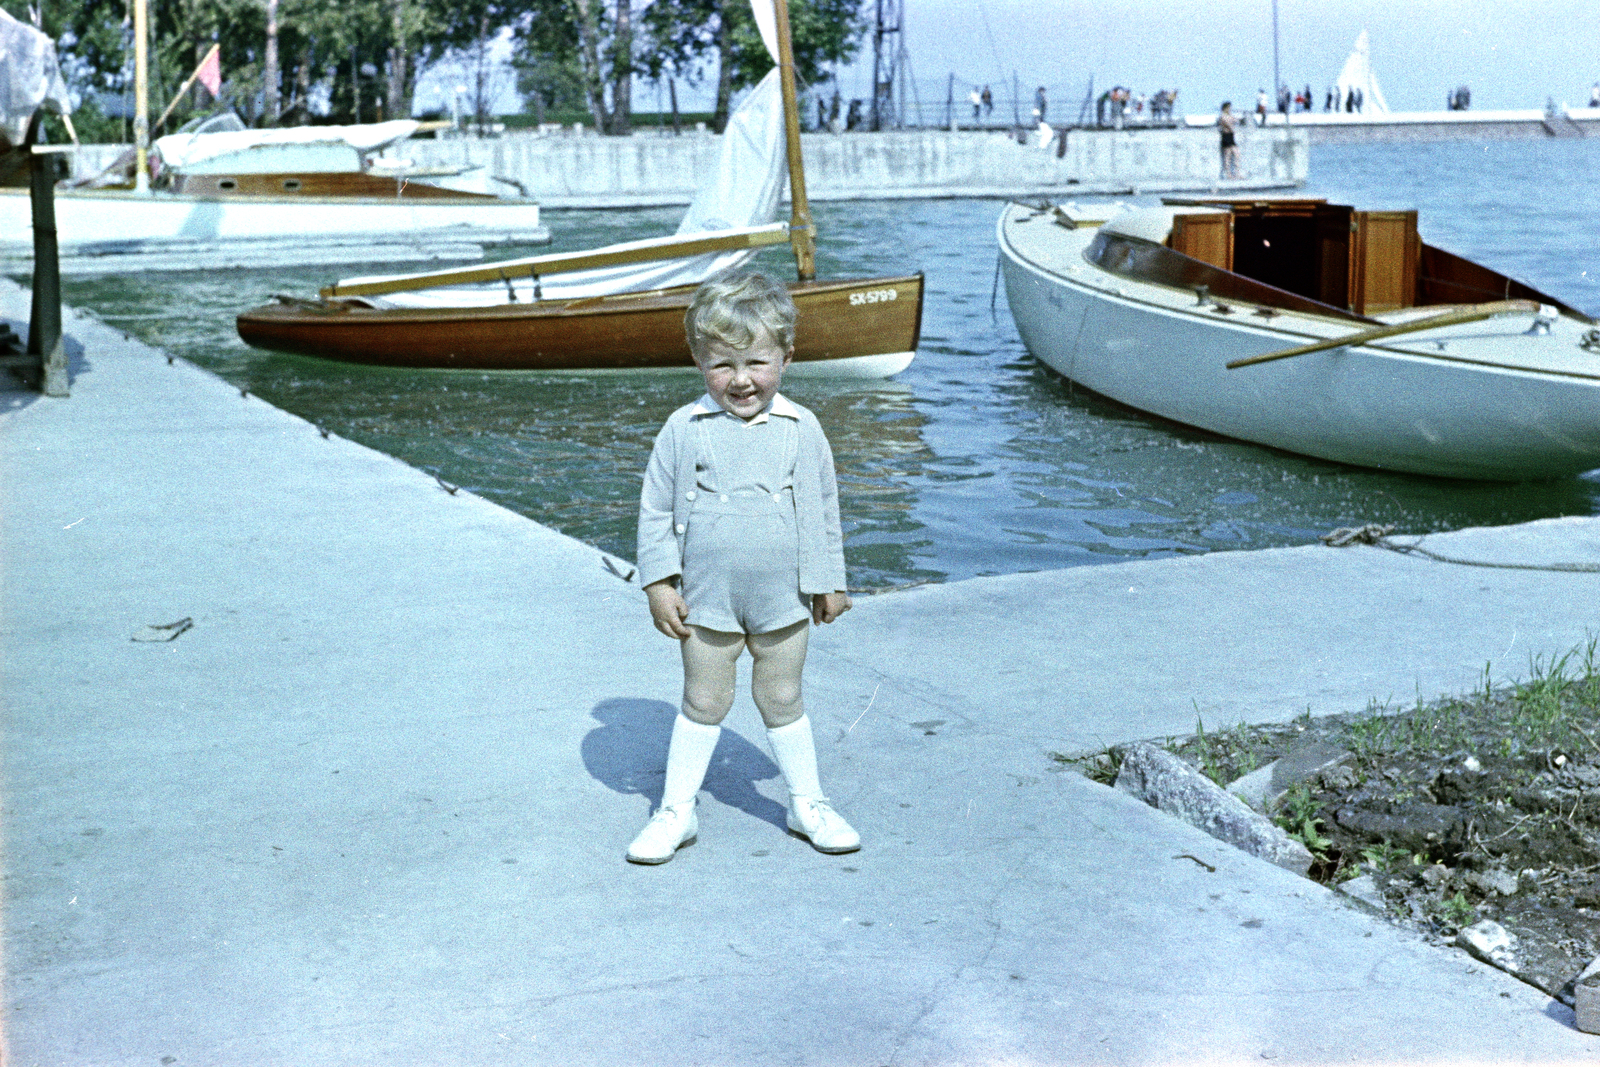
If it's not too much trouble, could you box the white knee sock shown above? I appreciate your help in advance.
[766,715,822,800]
[660,713,721,810]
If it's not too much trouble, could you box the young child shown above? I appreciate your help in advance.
[628,272,858,865]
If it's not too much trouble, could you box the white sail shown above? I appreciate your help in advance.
[1334,29,1390,115]
[359,66,788,308]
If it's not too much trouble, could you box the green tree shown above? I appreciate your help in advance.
[507,0,624,134]
[641,0,864,132]
[4,0,532,131]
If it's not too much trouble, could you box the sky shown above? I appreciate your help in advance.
[829,0,1600,116]
[414,1,1600,119]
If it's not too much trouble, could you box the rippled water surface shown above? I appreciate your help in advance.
[50,137,1600,588]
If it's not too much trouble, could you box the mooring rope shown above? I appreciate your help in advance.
[1319,524,1600,573]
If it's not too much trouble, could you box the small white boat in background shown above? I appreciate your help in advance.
[1,114,548,275]
[998,198,1600,480]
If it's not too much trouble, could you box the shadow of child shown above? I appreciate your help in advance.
[583,697,789,831]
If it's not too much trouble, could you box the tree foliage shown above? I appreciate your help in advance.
[5,0,868,134]
[641,0,865,130]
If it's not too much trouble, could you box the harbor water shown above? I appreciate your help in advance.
[46,137,1600,590]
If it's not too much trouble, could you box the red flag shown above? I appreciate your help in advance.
[196,45,221,98]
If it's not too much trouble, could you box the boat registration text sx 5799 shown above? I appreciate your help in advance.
[849,288,898,306]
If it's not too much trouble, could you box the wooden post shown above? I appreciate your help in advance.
[771,0,815,281]
[24,114,68,396]
[134,0,150,192]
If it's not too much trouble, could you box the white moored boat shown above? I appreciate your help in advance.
[998,198,1600,480]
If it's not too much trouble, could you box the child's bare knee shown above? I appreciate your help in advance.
[753,677,803,712]
[682,685,734,724]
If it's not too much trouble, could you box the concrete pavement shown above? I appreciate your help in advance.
[4,277,1598,1065]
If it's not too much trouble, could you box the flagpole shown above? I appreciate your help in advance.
[154,43,221,135]
[134,0,149,192]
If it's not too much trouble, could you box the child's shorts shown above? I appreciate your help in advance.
[681,488,810,635]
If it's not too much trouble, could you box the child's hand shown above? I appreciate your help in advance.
[812,591,853,625]
[645,580,692,639]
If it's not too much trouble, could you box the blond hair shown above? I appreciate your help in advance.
[684,272,797,360]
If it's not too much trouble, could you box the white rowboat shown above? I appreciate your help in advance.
[998,199,1600,480]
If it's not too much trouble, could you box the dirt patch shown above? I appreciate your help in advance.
[1059,642,1600,1005]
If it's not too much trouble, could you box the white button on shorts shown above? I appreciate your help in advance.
[675,523,686,533]
[686,490,697,500]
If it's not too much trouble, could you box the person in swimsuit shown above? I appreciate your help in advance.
[1218,101,1241,179]
[628,273,858,864]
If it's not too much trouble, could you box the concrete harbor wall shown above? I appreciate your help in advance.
[1188,106,1600,144]
[61,126,1307,208]
[396,126,1307,206]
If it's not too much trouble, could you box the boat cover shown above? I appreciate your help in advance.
[0,9,70,147]
[153,119,423,171]
[350,1,788,309]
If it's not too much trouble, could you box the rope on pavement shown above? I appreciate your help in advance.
[1320,524,1600,573]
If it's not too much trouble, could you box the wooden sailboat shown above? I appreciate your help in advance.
[2,6,547,274]
[235,0,923,377]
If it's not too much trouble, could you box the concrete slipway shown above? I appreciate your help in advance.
[3,277,1598,1066]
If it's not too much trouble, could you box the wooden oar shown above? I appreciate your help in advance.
[321,223,791,298]
[1225,299,1539,370]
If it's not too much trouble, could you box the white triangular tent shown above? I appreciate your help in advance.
[1334,29,1389,114]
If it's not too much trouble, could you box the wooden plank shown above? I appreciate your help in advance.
[1168,213,1232,271]
[321,224,792,298]
[168,171,500,201]
[1418,242,1591,319]
[1314,205,1352,309]
[1350,210,1418,315]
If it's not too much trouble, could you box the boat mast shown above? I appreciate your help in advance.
[771,0,816,281]
[134,0,150,192]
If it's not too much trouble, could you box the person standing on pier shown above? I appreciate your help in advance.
[628,274,860,865]
[1218,101,1241,179]
[1033,85,1048,124]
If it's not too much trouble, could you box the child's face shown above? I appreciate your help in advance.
[695,330,793,421]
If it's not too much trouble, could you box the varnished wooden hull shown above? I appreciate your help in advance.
[167,171,499,200]
[237,274,924,375]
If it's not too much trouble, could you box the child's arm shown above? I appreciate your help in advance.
[646,579,692,638]
[637,417,685,596]
[812,591,852,625]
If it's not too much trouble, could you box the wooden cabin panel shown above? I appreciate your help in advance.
[168,171,499,200]
[1168,214,1233,271]
[1313,205,1352,309]
[1350,210,1418,315]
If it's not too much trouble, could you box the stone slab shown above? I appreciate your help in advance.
[3,277,1597,1063]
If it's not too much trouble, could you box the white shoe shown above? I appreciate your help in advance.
[626,802,698,864]
[787,795,860,854]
